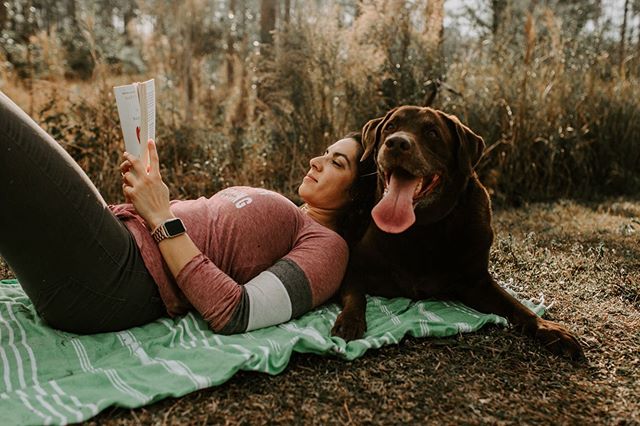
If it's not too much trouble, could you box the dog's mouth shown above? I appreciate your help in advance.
[383,169,440,201]
[372,168,441,234]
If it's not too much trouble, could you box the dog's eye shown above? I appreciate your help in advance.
[386,123,395,132]
[427,130,438,139]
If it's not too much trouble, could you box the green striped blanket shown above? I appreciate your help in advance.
[0,279,544,425]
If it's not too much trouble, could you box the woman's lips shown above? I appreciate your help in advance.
[304,175,318,183]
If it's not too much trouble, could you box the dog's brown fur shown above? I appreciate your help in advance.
[331,106,584,360]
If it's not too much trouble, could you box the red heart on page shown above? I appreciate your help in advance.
[136,126,141,143]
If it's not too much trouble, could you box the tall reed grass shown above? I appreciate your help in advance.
[1,3,638,205]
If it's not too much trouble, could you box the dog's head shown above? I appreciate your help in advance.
[361,105,485,233]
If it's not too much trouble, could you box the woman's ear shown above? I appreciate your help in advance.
[360,107,398,162]
[442,112,485,176]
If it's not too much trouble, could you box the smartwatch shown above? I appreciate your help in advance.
[151,218,186,243]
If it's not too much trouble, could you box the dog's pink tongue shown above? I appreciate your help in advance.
[372,173,421,233]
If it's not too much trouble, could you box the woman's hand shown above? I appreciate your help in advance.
[120,139,174,230]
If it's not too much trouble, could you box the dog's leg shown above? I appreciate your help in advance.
[331,273,368,341]
[455,274,585,360]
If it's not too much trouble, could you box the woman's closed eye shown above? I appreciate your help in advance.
[323,150,345,168]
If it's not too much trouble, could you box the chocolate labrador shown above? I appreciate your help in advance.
[331,106,584,360]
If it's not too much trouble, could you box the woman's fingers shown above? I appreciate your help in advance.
[123,151,145,175]
[119,159,132,174]
[122,182,134,204]
[123,141,159,176]
[147,139,161,177]
[122,182,132,198]
[121,171,137,186]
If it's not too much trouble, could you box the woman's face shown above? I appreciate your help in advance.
[298,137,361,211]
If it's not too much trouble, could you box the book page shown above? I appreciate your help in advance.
[137,79,155,169]
[143,79,155,142]
[113,84,142,158]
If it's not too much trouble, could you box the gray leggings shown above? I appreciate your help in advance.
[0,91,166,334]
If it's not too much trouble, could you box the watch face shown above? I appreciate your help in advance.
[165,219,186,235]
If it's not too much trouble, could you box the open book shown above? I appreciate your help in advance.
[113,79,155,168]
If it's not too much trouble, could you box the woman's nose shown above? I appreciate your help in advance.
[310,156,322,170]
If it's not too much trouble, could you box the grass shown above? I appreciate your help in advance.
[2,199,639,424]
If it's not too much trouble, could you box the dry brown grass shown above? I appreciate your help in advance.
[3,3,639,204]
[2,199,638,424]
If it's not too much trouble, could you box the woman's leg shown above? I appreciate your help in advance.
[0,91,165,333]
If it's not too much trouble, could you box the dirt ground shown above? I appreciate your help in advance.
[1,199,639,425]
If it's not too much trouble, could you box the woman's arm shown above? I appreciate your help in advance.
[120,140,244,331]
[175,233,348,334]
[121,139,200,277]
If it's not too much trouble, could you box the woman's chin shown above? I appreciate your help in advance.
[298,183,310,200]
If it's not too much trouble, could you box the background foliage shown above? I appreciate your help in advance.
[0,0,638,204]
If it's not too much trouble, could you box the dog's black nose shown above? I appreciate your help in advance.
[385,136,412,153]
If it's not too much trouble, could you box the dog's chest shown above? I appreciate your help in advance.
[357,229,463,298]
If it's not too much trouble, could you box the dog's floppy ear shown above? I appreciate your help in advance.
[443,112,485,175]
[360,107,398,162]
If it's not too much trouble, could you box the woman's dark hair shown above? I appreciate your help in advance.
[335,131,378,247]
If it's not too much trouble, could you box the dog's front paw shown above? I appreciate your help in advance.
[535,319,585,361]
[331,310,367,341]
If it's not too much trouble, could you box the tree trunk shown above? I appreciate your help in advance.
[620,0,629,77]
[0,2,7,31]
[637,4,640,48]
[44,0,52,35]
[283,0,290,25]
[99,2,114,31]
[240,0,247,37]
[183,1,195,122]
[67,0,78,30]
[226,0,237,86]
[123,5,136,44]
[260,0,277,45]
[22,0,35,41]
[424,0,444,52]
[491,0,507,38]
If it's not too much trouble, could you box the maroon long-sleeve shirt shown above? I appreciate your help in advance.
[108,187,348,334]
